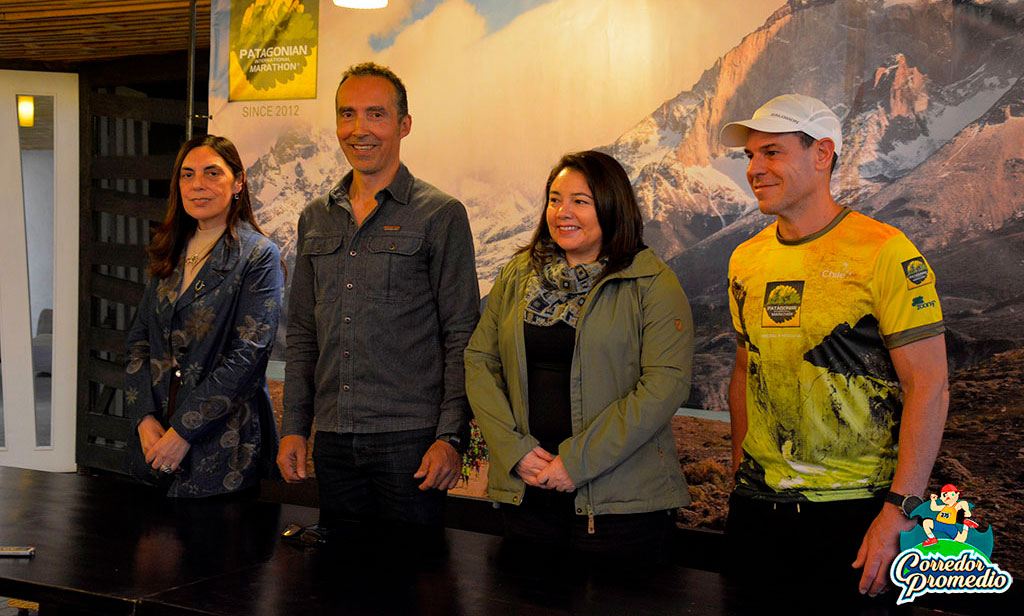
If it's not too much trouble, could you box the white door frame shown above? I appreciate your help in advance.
[0,69,79,471]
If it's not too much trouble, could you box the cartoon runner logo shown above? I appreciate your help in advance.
[890,484,1013,604]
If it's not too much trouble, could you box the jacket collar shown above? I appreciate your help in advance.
[328,162,414,209]
[173,223,246,310]
[599,248,662,281]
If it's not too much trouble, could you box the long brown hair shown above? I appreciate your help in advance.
[519,150,645,279]
[147,135,269,278]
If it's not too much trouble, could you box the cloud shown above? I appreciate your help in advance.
[377,0,786,193]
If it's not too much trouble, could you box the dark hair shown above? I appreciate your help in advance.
[147,134,269,279]
[519,150,645,279]
[796,131,838,174]
[336,61,409,119]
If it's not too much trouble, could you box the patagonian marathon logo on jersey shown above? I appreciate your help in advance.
[890,484,1013,604]
[761,281,804,327]
[901,257,934,290]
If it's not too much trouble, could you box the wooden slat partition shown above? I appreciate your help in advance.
[92,273,145,306]
[92,242,149,269]
[92,155,178,180]
[91,187,166,222]
[91,92,207,126]
[76,52,207,474]
[81,412,132,442]
[88,327,127,355]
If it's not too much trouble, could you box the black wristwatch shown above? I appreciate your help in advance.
[437,433,465,454]
[885,491,924,518]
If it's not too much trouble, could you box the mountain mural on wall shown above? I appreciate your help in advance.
[246,0,1024,408]
[598,0,1024,409]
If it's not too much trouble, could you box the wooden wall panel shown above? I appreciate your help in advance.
[76,53,206,474]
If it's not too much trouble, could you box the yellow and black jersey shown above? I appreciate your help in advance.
[728,208,944,502]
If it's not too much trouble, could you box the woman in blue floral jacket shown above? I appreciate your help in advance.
[125,135,284,498]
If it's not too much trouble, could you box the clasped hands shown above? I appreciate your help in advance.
[138,415,191,473]
[515,446,576,492]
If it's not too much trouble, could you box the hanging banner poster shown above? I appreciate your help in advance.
[228,0,318,101]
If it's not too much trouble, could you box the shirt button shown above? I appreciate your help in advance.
[343,351,350,358]
[343,317,351,324]
[346,283,353,290]
[342,385,350,392]
[174,370,182,378]
[349,250,357,257]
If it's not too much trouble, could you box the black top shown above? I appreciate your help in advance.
[524,321,577,510]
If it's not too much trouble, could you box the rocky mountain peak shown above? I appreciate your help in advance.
[871,53,929,119]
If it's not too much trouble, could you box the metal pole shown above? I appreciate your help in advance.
[186,0,197,139]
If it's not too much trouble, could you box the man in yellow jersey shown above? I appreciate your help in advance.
[719,95,949,600]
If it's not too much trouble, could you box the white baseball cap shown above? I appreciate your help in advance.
[720,94,842,157]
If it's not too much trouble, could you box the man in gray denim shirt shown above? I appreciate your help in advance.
[278,62,479,529]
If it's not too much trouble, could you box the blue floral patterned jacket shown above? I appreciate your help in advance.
[125,222,284,497]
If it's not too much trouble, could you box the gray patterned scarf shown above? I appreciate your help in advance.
[523,255,605,327]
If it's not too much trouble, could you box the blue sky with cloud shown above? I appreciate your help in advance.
[369,0,553,51]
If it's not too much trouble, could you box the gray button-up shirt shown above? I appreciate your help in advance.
[283,163,480,439]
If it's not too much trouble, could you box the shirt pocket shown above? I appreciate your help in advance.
[300,233,344,303]
[363,232,427,303]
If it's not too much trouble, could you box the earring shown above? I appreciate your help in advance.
[233,193,240,200]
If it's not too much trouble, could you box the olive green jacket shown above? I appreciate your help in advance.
[465,248,693,516]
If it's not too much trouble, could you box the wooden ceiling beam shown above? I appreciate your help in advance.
[0,1,210,22]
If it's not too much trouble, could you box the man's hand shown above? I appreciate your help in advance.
[277,435,309,483]
[535,455,576,493]
[145,427,191,472]
[514,446,555,488]
[414,440,461,491]
[852,334,948,595]
[853,505,915,596]
[138,415,166,457]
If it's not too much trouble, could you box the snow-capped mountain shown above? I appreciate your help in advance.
[648,0,1024,409]
[247,126,346,272]
[242,0,1024,407]
[246,127,540,295]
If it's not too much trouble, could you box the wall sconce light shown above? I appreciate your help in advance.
[333,0,387,8]
[17,95,34,128]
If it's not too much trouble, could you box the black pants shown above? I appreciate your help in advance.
[724,492,906,612]
[501,495,673,566]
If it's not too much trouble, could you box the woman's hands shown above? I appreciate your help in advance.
[138,415,166,457]
[515,446,576,492]
[515,446,554,487]
[140,418,191,473]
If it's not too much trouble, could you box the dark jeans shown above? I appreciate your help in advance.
[313,427,445,528]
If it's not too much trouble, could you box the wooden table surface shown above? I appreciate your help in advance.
[0,467,1006,615]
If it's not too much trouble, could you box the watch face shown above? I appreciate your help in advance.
[902,495,924,517]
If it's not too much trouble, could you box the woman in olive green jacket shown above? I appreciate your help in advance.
[465,151,693,557]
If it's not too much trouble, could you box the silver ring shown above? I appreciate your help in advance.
[161,465,173,473]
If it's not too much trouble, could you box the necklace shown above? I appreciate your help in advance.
[184,231,223,270]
